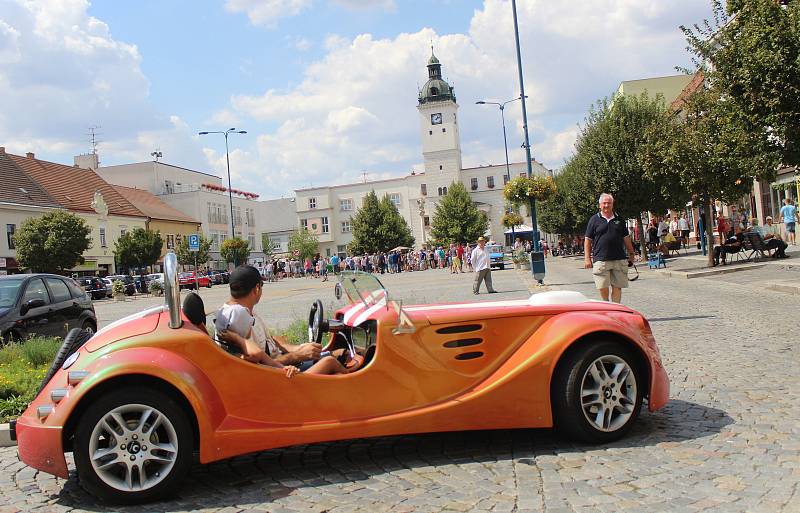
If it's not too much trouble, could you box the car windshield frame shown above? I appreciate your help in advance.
[337,271,416,334]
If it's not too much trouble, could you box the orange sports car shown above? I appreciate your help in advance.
[15,253,668,504]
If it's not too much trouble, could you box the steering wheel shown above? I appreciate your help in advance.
[308,300,325,345]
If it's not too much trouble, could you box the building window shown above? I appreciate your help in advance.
[438,186,448,196]
[337,245,347,259]
[340,198,353,211]
[308,197,316,209]
[487,176,495,189]
[120,226,127,237]
[520,172,526,177]
[210,232,219,251]
[504,175,510,185]
[321,216,329,233]
[442,128,446,133]
[341,221,352,233]
[429,130,432,135]
[220,232,228,243]
[470,177,478,190]
[6,224,15,250]
[99,228,106,248]
[420,184,427,196]
[248,234,256,250]
[166,234,175,250]
[301,219,308,231]
[389,193,401,207]
[423,216,430,227]
[439,165,443,170]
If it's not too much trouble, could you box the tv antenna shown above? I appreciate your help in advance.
[87,125,102,154]
[361,170,368,183]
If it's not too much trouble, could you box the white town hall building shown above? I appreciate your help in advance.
[294,52,551,259]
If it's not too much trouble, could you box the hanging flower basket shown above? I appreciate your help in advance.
[503,176,556,204]
[501,212,524,228]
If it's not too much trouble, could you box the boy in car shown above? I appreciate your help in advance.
[215,265,350,375]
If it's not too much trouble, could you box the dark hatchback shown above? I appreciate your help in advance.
[76,276,108,300]
[0,274,97,342]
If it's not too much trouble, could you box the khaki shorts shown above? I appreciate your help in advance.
[592,259,629,289]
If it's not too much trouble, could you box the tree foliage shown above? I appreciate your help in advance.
[430,181,489,244]
[682,0,800,166]
[287,229,319,260]
[220,237,250,265]
[349,191,414,253]
[537,160,591,236]
[175,234,212,267]
[113,228,163,273]
[261,233,275,261]
[14,211,91,273]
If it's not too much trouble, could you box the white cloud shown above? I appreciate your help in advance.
[224,0,312,28]
[331,0,396,10]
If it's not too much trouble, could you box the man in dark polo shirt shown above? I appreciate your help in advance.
[583,193,636,303]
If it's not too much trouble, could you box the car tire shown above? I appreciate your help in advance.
[552,341,643,443]
[82,320,97,335]
[73,387,193,505]
[37,328,93,395]
[499,264,505,270]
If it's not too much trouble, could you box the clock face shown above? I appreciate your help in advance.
[431,113,443,125]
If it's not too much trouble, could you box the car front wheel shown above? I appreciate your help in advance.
[73,387,193,504]
[552,341,643,443]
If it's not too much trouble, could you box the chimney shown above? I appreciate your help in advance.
[74,153,99,170]
[0,147,5,154]
[26,152,35,159]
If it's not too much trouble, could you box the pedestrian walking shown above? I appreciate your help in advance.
[779,198,798,245]
[583,193,636,304]
[471,237,497,295]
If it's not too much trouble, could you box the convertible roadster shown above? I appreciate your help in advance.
[15,253,668,504]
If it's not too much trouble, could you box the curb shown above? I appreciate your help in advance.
[0,423,16,447]
[656,262,766,279]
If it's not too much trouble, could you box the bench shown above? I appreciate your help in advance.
[742,231,773,261]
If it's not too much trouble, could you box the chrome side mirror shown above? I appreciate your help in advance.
[164,252,182,328]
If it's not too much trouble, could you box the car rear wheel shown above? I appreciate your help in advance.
[552,341,643,443]
[74,387,192,504]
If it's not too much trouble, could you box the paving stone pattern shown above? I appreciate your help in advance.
[2,259,799,512]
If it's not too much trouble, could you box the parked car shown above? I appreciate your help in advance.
[106,275,136,296]
[0,274,97,342]
[208,271,226,285]
[146,273,164,287]
[16,259,668,504]
[178,272,211,289]
[487,243,506,270]
[76,276,107,300]
[101,278,114,298]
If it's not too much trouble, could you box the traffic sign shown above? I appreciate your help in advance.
[188,234,200,252]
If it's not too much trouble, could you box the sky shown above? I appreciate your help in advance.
[0,0,713,200]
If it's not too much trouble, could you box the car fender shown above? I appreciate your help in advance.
[47,346,225,462]
[454,311,662,426]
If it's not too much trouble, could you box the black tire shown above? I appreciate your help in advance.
[552,341,643,443]
[499,264,505,270]
[37,328,93,395]
[81,320,97,335]
[73,387,193,504]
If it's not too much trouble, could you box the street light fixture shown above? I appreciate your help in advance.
[476,96,525,246]
[198,128,247,266]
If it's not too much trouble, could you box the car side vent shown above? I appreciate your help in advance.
[455,351,484,361]
[443,338,482,348]
[436,324,481,334]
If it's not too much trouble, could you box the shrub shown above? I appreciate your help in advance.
[149,280,163,296]
[22,337,61,366]
[112,279,125,295]
[281,318,309,345]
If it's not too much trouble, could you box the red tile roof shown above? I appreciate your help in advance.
[7,153,144,218]
[0,152,60,208]
[112,185,200,224]
[670,71,705,112]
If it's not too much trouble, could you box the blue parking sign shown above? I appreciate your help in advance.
[188,234,200,251]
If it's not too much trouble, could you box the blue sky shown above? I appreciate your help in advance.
[0,0,712,199]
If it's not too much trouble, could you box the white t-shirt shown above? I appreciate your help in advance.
[214,303,254,339]
[678,217,689,230]
[251,314,281,358]
[471,245,491,272]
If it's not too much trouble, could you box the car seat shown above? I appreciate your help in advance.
[182,292,207,328]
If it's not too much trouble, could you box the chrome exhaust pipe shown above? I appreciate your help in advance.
[164,251,182,329]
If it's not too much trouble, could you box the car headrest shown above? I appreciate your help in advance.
[182,292,207,327]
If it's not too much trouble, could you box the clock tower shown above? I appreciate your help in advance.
[418,50,462,183]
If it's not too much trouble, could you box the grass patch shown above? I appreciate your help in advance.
[0,337,60,422]
[282,318,309,345]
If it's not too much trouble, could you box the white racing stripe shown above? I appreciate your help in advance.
[342,302,367,324]
[353,299,387,326]
[404,300,530,312]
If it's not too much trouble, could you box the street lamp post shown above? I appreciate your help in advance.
[510,0,545,282]
[198,128,247,266]
[476,96,524,246]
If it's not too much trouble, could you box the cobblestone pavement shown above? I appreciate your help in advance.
[2,259,799,512]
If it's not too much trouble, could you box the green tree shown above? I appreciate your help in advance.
[261,233,275,261]
[537,159,596,237]
[287,229,319,260]
[113,228,163,274]
[683,0,800,166]
[349,191,415,253]
[430,181,488,244]
[14,211,91,273]
[220,237,250,266]
[175,234,212,267]
[640,87,780,266]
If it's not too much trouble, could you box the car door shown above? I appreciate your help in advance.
[44,277,81,336]
[18,278,56,338]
